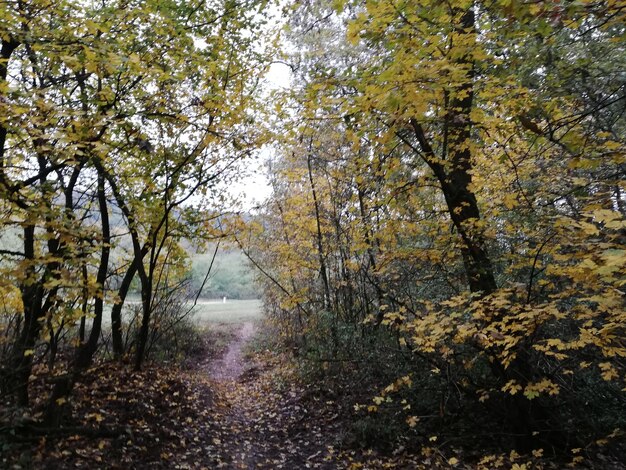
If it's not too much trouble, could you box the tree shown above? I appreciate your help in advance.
[0,0,269,424]
[252,0,626,450]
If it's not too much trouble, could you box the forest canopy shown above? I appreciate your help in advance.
[246,0,626,455]
[0,0,268,422]
[1,0,625,467]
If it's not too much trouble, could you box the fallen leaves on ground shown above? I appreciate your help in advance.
[9,338,619,469]
[2,348,450,469]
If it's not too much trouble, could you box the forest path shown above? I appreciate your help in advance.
[15,320,436,469]
[202,322,338,469]
[209,321,256,382]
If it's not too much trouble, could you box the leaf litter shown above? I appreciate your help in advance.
[4,323,448,469]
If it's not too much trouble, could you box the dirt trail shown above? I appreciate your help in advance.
[27,322,410,468]
[209,322,256,381]
[203,322,340,469]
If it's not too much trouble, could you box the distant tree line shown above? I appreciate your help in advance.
[190,248,259,300]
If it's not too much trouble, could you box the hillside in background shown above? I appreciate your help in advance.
[190,246,259,300]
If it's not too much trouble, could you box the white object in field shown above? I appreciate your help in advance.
[223,297,226,304]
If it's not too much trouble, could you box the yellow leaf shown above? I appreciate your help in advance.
[503,193,518,209]
[406,416,419,428]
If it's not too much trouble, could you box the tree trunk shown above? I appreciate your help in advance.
[93,160,152,371]
[407,5,554,449]
[110,255,145,359]
[306,152,332,310]
[410,6,497,297]
[11,225,61,406]
[0,38,19,173]
[133,270,152,371]
[45,173,111,425]
[12,260,44,407]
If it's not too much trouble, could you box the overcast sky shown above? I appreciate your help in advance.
[230,60,292,210]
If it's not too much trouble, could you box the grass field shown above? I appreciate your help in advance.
[101,298,264,360]
[102,298,264,327]
[192,299,264,325]
[190,299,264,360]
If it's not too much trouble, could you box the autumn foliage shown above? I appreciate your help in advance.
[246,0,626,458]
[1,0,625,467]
[0,0,266,433]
